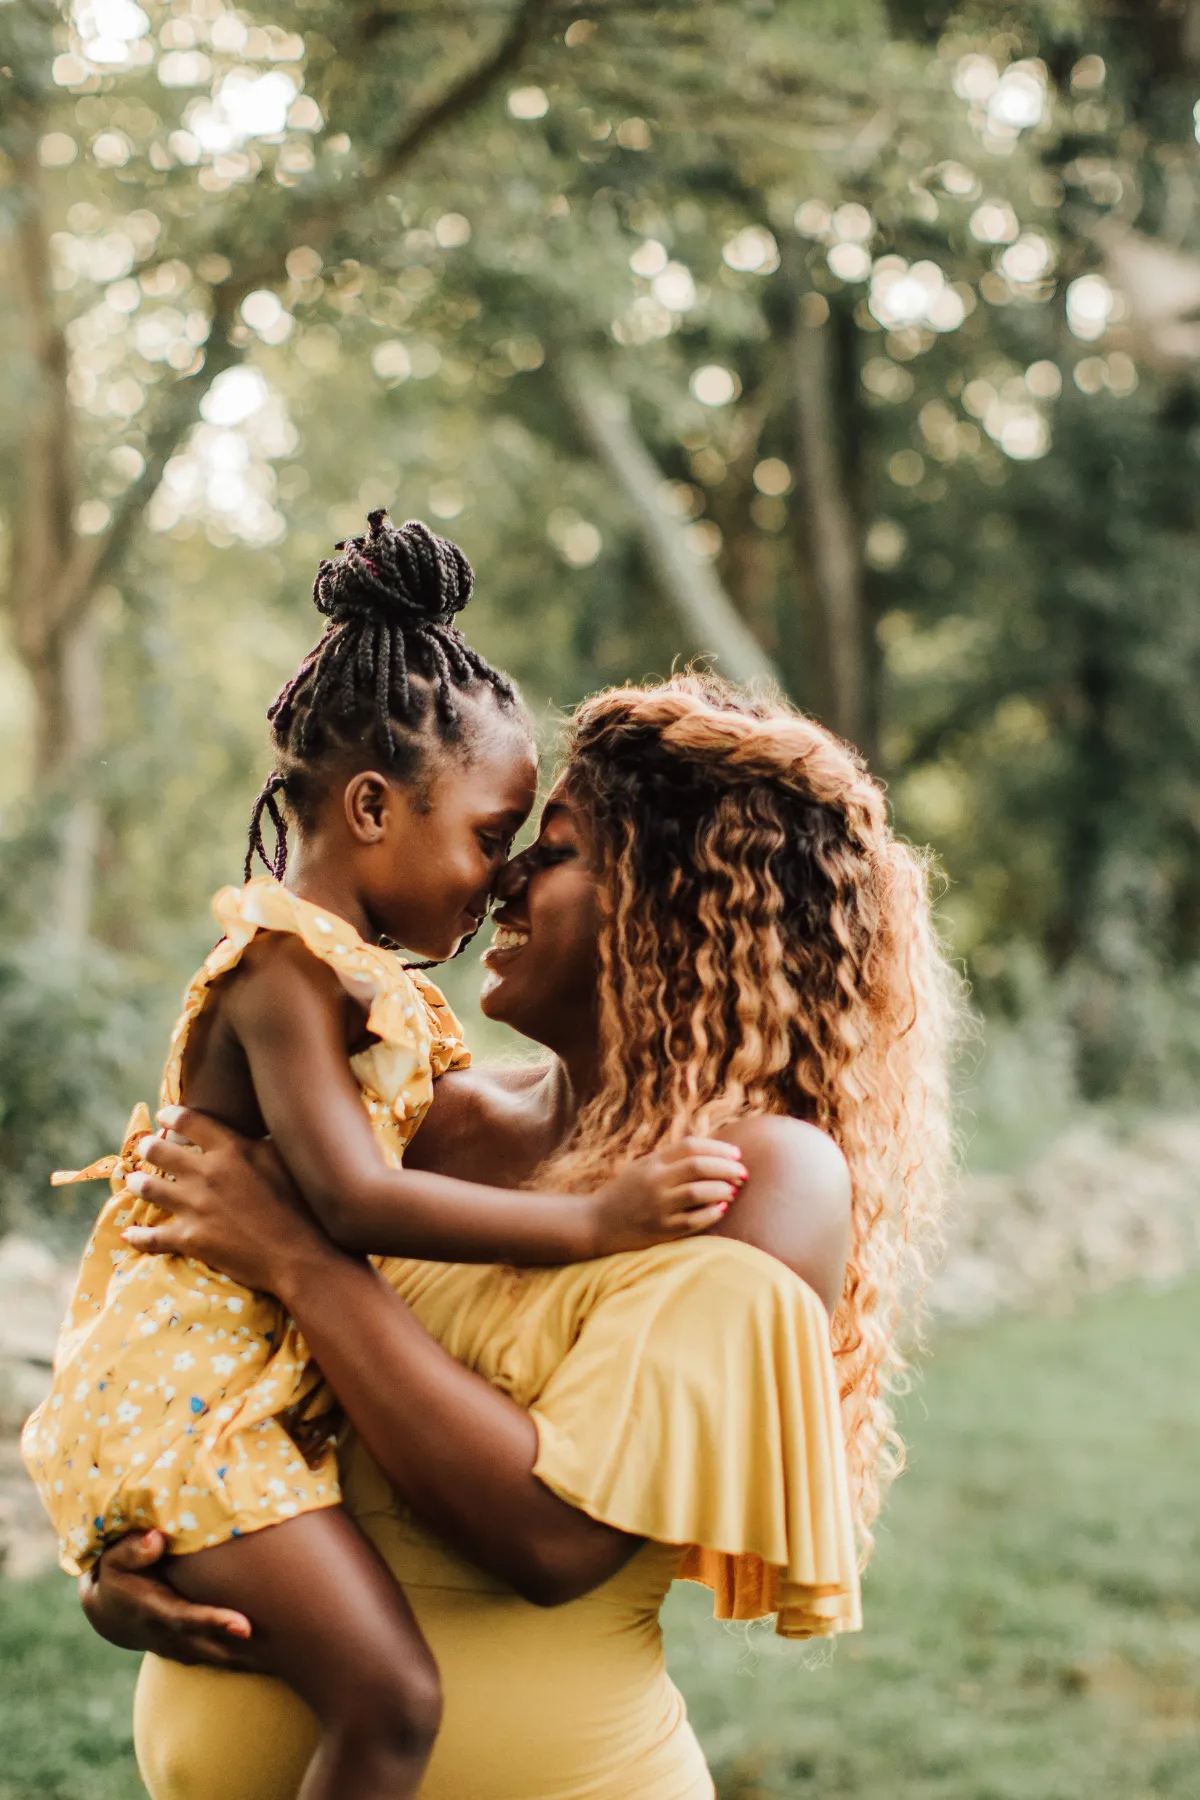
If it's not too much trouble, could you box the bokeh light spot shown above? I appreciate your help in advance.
[690,365,738,406]
[508,86,549,120]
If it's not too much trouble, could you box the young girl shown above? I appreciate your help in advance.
[22,512,745,1800]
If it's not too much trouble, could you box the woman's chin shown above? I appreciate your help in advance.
[478,969,508,1017]
[479,966,534,1028]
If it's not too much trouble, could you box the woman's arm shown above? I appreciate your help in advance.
[125,1109,642,1609]
[203,940,740,1262]
[117,1108,849,1616]
[285,1240,641,1606]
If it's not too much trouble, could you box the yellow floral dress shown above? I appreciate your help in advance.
[20,878,469,1575]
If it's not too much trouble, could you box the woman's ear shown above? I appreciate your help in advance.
[343,771,392,842]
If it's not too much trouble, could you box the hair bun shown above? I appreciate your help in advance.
[313,509,474,632]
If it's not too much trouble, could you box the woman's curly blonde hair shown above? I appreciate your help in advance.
[541,674,963,1558]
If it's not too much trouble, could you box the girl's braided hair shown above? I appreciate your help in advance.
[245,510,520,882]
[538,673,965,1562]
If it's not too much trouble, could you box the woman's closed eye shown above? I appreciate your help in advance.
[529,843,576,870]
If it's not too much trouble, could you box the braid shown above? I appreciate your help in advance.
[244,772,289,882]
[245,510,521,911]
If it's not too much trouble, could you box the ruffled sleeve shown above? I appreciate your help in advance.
[529,1238,862,1640]
[405,967,472,1079]
[193,881,469,1123]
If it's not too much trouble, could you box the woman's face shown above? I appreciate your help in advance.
[478,776,603,1051]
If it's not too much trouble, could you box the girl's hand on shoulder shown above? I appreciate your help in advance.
[123,1106,335,1293]
[80,1531,262,1672]
[589,1137,746,1254]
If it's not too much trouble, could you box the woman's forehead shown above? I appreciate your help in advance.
[535,777,585,842]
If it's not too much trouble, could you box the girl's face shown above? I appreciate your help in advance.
[479,777,603,1050]
[356,701,538,959]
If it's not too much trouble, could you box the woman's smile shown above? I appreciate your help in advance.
[482,922,531,965]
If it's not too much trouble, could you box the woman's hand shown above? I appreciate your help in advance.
[80,1531,262,1672]
[122,1105,338,1292]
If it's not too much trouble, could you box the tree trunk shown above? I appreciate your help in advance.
[53,613,103,943]
[557,356,781,688]
[786,254,872,761]
[5,144,100,935]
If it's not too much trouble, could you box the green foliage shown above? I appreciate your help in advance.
[3,0,1200,1217]
[0,821,167,1239]
[4,1281,1198,1797]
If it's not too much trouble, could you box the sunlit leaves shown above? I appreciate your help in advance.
[721,228,779,275]
[868,258,966,333]
[953,54,1049,144]
[1066,273,1115,341]
[970,200,1019,244]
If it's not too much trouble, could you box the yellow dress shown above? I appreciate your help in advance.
[20,878,468,1575]
[134,1237,862,1800]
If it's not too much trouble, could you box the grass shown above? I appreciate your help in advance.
[2,1280,1198,1799]
[0,1568,142,1800]
[668,1279,1200,1799]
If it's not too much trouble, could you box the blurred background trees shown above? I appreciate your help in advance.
[3,0,1200,1232]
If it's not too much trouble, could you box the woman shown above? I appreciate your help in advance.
[83,675,958,1800]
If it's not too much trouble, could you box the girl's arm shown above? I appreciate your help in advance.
[206,937,742,1264]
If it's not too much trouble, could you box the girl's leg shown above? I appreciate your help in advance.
[168,1508,440,1800]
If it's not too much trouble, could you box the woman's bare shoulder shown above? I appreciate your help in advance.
[712,1115,851,1309]
[725,1115,850,1194]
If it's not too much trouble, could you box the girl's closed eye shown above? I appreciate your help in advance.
[479,830,516,860]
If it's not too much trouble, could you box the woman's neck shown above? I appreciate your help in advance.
[507,1044,597,1176]
[545,1030,602,1130]
[537,1055,584,1150]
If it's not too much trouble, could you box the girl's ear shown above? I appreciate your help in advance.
[344,771,392,842]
